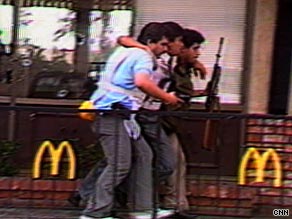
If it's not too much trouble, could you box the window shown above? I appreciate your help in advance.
[88,9,133,62]
[0,4,13,84]
[0,0,135,97]
[0,4,13,45]
[17,6,75,70]
[0,4,76,76]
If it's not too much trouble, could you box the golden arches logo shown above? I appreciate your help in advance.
[238,147,282,187]
[33,140,76,179]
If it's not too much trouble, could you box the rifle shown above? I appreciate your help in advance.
[205,37,224,112]
[203,37,224,151]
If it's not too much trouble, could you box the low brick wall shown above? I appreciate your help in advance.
[0,177,80,208]
[1,176,291,217]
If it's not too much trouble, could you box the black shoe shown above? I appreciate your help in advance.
[68,192,82,207]
[80,212,114,219]
[114,189,128,209]
[171,211,198,219]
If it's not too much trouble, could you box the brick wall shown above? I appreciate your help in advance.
[0,176,289,217]
[1,117,292,217]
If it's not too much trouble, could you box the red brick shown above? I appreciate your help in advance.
[217,199,237,208]
[187,181,199,196]
[259,188,282,196]
[0,191,12,198]
[31,191,47,199]
[52,191,71,200]
[188,197,214,207]
[239,200,253,208]
[247,119,261,125]
[32,179,53,191]
[45,191,71,200]
[54,180,77,191]
[13,191,32,199]
[226,187,239,199]
[200,185,218,198]
[0,177,12,189]
[255,196,282,205]
[10,177,33,190]
[247,134,262,142]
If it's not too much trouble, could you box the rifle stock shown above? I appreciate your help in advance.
[203,37,224,151]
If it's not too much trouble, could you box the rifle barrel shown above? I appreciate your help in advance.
[215,37,224,63]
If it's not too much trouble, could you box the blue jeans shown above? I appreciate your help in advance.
[83,115,153,217]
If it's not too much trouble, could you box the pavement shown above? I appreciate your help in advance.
[0,208,279,219]
[0,207,80,219]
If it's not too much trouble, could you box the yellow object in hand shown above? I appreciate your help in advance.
[78,101,95,121]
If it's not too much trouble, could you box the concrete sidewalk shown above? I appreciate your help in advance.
[0,208,80,219]
[0,208,275,219]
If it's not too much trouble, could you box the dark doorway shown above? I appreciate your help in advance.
[268,0,292,115]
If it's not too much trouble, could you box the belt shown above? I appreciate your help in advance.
[100,103,131,120]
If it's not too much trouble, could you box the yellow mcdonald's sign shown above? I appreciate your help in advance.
[33,140,76,179]
[238,147,282,187]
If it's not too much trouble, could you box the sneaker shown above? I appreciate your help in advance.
[123,209,174,219]
[79,216,117,219]
[118,211,152,219]
[155,208,175,218]
[172,211,198,219]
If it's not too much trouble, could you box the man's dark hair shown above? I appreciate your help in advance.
[162,21,184,42]
[182,28,205,48]
[137,22,168,45]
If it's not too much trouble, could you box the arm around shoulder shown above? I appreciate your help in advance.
[117,36,150,52]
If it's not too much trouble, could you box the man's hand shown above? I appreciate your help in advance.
[164,92,184,105]
[135,73,183,105]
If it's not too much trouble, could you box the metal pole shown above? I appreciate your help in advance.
[8,0,20,141]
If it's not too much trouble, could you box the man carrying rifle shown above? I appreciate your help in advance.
[160,29,208,214]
